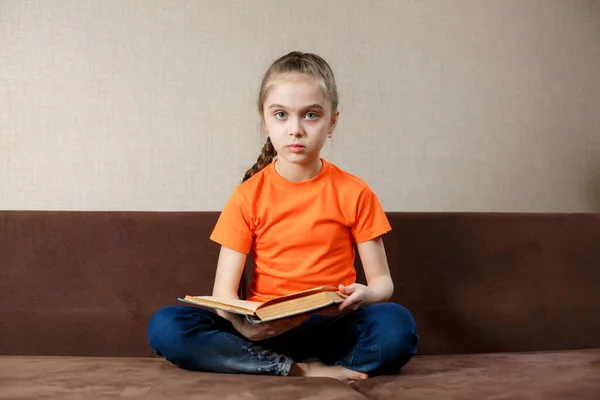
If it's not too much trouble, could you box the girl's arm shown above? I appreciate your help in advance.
[211,246,247,323]
[338,236,394,311]
[357,236,394,301]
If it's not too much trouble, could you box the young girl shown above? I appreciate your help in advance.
[148,51,418,381]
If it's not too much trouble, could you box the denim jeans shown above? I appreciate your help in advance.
[147,302,419,377]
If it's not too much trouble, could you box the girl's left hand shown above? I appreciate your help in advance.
[337,283,376,312]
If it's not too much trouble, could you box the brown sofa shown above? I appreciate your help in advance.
[1,211,599,399]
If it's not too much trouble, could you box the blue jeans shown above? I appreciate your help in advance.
[147,302,419,376]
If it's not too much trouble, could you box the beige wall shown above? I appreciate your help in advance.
[1,0,599,212]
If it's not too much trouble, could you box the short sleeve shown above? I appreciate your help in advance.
[209,189,254,254]
[351,186,392,243]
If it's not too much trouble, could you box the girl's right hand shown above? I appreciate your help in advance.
[231,313,309,341]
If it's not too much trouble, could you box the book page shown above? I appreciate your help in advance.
[254,291,345,322]
[181,296,263,313]
[258,285,339,309]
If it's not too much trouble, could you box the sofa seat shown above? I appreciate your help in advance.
[1,349,598,400]
[351,349,600,399]
[0,355,365,400]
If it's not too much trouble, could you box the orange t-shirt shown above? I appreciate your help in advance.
[209,158,392,302]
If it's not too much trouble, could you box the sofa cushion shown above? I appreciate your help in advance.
[0,211,223,357]
[1,211,599,357]
[351,349,600,400]
[355,213,600,354]
[0,355,368,400]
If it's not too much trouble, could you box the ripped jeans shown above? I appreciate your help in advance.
[147,302,419,376]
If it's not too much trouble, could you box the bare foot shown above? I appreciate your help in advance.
[290,361,368,382]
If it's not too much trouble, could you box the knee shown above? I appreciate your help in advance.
[147,306,181,353]
[147,305,213,357]
[147,306,220,371]
[367,303,419,359]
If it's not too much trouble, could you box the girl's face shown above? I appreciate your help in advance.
[262,73,338,169]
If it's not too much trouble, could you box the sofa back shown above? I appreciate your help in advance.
[1,211,599,357]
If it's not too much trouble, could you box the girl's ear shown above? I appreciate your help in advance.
[330,109,340,133]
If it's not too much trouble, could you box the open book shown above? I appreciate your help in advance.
[178,286,346,324]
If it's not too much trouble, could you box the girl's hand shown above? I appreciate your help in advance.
[338,283,376,312]
[231,313,310,341]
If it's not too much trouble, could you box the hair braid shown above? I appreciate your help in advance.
[242,137,276,182]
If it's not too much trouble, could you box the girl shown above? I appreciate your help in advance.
[148,51,419,381]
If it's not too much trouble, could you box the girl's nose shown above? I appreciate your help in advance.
[287,117,304,137]
[288,124,303,137]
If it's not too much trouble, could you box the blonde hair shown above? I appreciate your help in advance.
[242,51,339,182]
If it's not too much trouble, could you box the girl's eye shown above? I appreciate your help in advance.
[305,112,318,120]
[275,111,287,119]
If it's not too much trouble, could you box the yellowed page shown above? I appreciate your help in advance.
[254,292,345,322]
[258,285,338,308]
[181,296,262,313]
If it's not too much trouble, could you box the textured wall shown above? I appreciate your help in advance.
[1,0,599,212]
